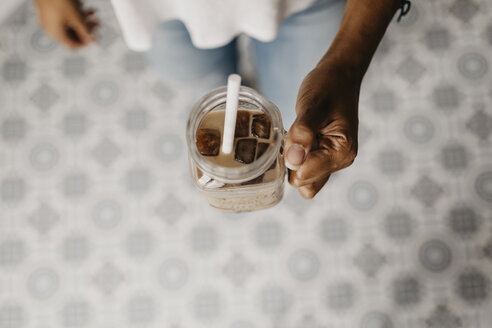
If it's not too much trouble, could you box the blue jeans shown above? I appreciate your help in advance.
[146,0,345,127]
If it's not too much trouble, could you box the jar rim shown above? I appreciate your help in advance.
[186,86,284,184]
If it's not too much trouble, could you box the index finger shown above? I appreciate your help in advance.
[289,140,355,187]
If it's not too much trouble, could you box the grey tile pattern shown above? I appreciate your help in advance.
[0,0,492,327]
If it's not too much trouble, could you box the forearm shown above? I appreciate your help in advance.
[318,0,400,81]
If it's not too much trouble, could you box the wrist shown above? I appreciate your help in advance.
[316,0,399,83]
[316,50,365,85]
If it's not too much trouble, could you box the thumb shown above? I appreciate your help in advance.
[285,117,317,171]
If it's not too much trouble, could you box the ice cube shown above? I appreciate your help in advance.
[196,128,221,156]
[234,138,257,164]
[256,142,269,159]
[251,114,271,139]
[235,110,250,137]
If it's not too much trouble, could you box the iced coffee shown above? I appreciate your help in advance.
[186,86,285,212]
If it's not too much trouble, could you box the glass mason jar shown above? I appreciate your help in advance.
[186,86,285,212]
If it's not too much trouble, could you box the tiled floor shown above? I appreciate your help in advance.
[0,0,491,327]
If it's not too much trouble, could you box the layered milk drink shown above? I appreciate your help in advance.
[187,86,285,212]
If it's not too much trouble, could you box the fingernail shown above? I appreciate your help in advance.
[285,144,306,171]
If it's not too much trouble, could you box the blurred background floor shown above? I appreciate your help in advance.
[0,0,492,327]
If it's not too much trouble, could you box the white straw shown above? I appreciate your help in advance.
[221,74,241,154]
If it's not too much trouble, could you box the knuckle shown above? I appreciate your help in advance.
[289,171,307,187]
[345,137,358,161]
[294,170,307,182]
[348,147,358,161]
[299,186,315,199]
[339,143,358,169]
[344,151,357,168]
[290,177,303,188]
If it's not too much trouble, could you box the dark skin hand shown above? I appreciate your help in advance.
[34,0,99,49]
[33,0,400,199]
[285,0,401,199]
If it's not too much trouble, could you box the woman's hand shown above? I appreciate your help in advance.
[285,62,360,199]
[34,0,99,49]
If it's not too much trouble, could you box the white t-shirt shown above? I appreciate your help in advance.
[110,0,317,51]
